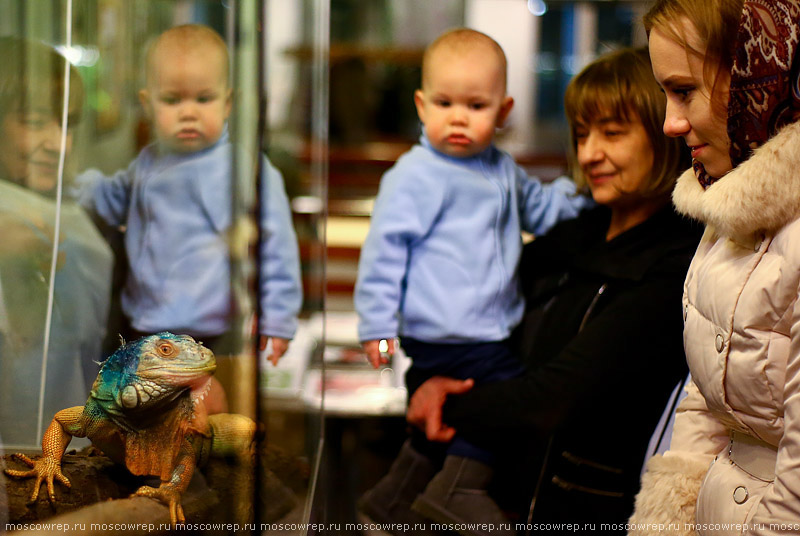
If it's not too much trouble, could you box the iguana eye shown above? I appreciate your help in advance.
[156,341,177,357]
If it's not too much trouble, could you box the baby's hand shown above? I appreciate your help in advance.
[362,339,394,369]
[260,336,290,366]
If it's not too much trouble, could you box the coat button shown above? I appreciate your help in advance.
[684,304,688,321]
[715,334,724,352]
[733,486,749,504]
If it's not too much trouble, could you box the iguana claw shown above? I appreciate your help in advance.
[133,485,185,525]
[4,453,71,502]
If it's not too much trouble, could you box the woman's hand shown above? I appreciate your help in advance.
[406,376,474,442]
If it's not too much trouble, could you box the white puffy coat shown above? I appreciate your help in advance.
[629,122,800,536]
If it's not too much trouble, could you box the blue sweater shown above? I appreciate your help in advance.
[355,136,591,343]
[74,131,302,339]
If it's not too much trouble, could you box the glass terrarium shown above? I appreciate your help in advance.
[0,0,324,532]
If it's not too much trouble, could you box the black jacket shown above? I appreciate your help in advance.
[441,204,702,526]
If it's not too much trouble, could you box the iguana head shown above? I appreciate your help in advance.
[92,332,216,415]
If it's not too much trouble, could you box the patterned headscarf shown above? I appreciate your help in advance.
[696,0,800,188]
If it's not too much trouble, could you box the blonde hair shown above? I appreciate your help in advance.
[144,24,229,87]
[644,0,743,102]
[421,28,507,92]
[564,47,689,198]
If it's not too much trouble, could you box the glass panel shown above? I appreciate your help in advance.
[262,0,328,532]
[1,0,323,529]
[0,0,104,452]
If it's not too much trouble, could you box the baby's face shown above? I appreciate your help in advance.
[141,43,230,154]
[414,46,512,158]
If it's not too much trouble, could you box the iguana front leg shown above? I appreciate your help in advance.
[4,406,85,502]
[132,442,196,525]
[134,483,187,525]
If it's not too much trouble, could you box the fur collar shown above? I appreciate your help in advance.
[672,121,800,240]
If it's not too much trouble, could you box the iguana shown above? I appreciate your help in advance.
[4,332,255,524]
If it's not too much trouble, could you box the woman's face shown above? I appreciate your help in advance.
[649,23,733,178]
[575,114,655,209]
[0,107,72,193]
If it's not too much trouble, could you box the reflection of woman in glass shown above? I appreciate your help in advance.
[0,37,112,447]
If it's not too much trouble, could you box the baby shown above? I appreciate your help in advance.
[355,28,591,531]
[74,24,302,368]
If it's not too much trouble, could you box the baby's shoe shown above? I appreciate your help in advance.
[411,455,513,536]
[357,440,437,536]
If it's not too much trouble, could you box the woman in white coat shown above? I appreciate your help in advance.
[629,1,800,535]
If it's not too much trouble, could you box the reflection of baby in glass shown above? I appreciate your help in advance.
[355,28,590,527]
[75,25,301,365]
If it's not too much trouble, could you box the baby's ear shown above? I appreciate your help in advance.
[224,88,233,119]
[413,89,426,124]
[496,96,514,128]
[138,89,153,118]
